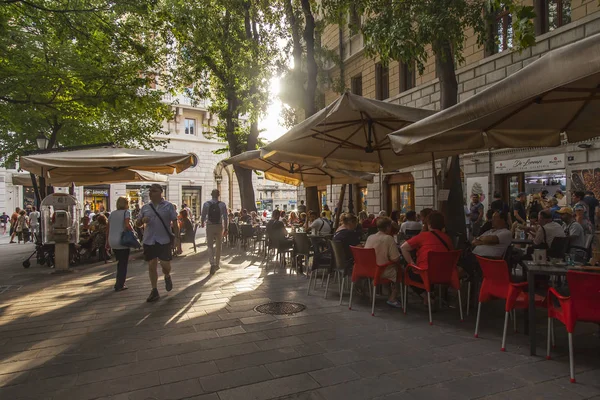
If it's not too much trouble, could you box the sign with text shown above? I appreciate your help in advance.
[494,154,565,174]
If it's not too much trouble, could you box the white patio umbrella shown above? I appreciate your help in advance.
[222,149,374,187]
[20,146,197,178]
[388,32,600,158]
[13,170,168,187]
[263,91,436,173]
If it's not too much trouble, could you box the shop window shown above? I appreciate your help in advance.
[184,118,195,135]
[23,187,35,209]
[358,185,368,212]
[351,74,363,96]
[318,186,328,210]
[400,62,415,92]
[495,5,513,53]
[546,0,571,32]
[375,63,389,100]
[182,186,201,221]
[84,185,110,212]
[387,173,415,214]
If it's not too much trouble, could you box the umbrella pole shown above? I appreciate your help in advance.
[431,153,437,209]
[379,166,383,213]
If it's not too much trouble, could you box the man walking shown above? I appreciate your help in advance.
[29,206,40,242]
[9,207,20,243]
[136,184,178,302]
[297,200,307,215]
[201,189,228,275]
[469,194,484,238]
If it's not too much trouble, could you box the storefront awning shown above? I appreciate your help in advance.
[389,33,600,159]
[19,147,197,178]
[263,92,436,172]
[222,149,374,187]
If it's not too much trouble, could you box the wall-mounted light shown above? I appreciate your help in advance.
[577,143,592,149]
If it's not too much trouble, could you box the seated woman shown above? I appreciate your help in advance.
[288,211,299,226]
[364,217,402,308]
[333,213,361,248]
[400,212,453,304]
[179,209,195,242]
[91,214,109,260]
[390,210,401,236]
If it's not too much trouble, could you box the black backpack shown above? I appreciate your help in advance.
[208,201,222,224]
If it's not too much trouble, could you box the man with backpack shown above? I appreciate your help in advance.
[201,189,228,275]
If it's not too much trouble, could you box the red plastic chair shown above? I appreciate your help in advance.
[474,256,546,351]
[404,250,463,325]
[547,270,600,383]
[348,246,397,316]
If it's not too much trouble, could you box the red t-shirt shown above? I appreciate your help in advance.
[406,230,453,270]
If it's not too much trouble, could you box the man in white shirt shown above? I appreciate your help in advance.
[308,211,332,235]
[533,210,565,248]
[364,217,401,308]
[472,211,513,259]
[28,206,40,242]
[400,211,422,235]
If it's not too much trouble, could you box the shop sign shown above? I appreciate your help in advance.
[84,189,109,197]
[494,154,565,174]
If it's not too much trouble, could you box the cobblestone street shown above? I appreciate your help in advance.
[1,239,600,400]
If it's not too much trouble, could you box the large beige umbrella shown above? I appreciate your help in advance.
[12,169,167,186]
[222,150,374,187]
[263,92,436,173]
[20,147,197,178]
[389,33,600,157]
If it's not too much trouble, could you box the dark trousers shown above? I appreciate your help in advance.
[113,248,130,289]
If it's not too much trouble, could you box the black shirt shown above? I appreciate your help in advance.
[491,199,509,214]
[266,219,286,245]
[333,229,361,248]
[513,201,526,221]
[584,196,598,225]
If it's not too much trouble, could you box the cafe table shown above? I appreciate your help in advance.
[511,238,533,246]
[524,261,571,356]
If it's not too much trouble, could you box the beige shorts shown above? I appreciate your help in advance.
[380,265,398,282]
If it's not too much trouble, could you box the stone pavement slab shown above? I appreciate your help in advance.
[0,240,599,400]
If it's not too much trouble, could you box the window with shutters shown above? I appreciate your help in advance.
[375,63,389,100]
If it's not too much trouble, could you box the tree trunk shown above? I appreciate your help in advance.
[300,0,317,117]
[334,184,346,229]
[234,167,257,212]
[305,186,320,215]
[434,39,466,244]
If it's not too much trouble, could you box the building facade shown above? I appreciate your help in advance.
[0,93,242,218]
[318,1,600,215]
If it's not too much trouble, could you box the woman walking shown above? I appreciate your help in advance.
[107,197,133,291]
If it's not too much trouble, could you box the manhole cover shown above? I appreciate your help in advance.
[254,302,306,315]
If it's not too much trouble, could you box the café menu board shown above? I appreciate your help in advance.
[494,154,565,174]
[571,168,600,198]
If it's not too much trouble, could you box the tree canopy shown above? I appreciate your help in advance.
[0,0,173,164]
[167,0,281,210]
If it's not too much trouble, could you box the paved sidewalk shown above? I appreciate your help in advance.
[0,241,600,400]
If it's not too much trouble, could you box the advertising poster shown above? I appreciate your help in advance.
[570,168,600,198]
[466,176,489,211]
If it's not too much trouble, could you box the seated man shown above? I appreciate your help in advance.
[558,207,587,262]
[472,211,513,260]
[479,209,495,235]
[364,217,402,308]
[400,211,422,236]
[307,211,332,235]
[239,209,252,224]
[531,210,565,248]
[401,212,453,303]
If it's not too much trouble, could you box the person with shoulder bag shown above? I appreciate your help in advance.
[107,197,138,292]
[136,185,179,302]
